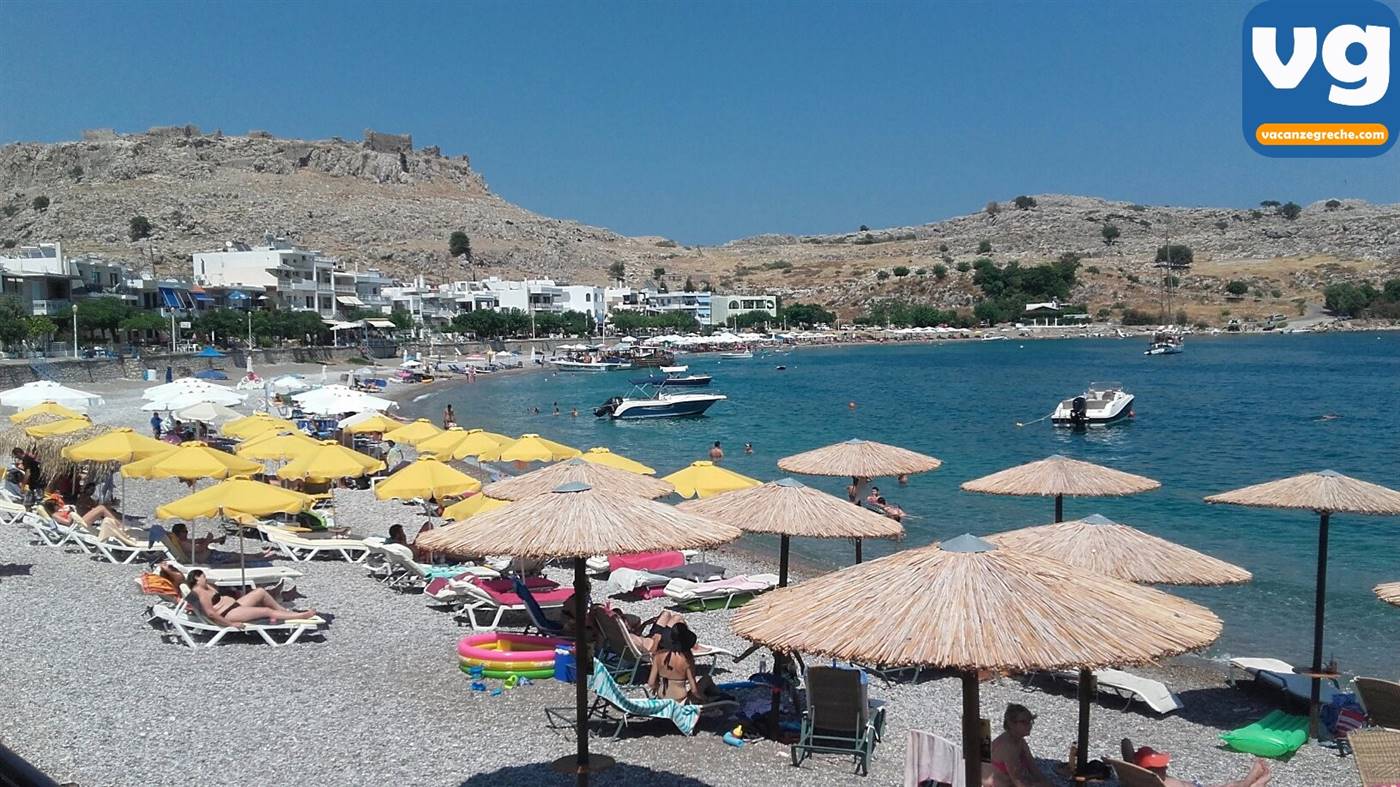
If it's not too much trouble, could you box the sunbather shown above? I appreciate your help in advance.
[990,704,1052,787]
[645,622,724,705]
[1123,741,1271,787]
[42,497,123,528]
[187,569,316,625]
[171,523,276,563]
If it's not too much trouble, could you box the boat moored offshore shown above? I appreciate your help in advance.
[1051,382,1135,427]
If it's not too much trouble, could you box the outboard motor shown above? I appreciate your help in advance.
[1069,396,1088,427]
[594,396,622,418]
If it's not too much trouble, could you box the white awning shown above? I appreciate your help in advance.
[337,295,365,306]
[365,318,396,328]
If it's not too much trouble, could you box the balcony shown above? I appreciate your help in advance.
[30,299,73,316]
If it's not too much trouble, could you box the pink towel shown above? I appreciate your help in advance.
[610,551,684,572]
[472,577,572,606]
[476,577,556,594]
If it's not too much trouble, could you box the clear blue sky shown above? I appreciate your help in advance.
[2,0,1395,244]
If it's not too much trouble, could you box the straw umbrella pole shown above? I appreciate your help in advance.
[678,477,903,736]
[1376,582,1400,607]
[1206,470,1400,740]
[731,534,1221,787]
[777,438,942,563]
[418,482,740,786]
[961,455,1160,773]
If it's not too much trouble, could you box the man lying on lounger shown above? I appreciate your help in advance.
[1123,740,1271,787]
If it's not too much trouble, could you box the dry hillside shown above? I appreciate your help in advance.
[2,127,1396,324]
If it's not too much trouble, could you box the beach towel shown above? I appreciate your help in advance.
[650,563,726,582]
[609,551,684,572]
[685,575,771,594]
[473,577,572,606]
[606,567,661,594]
[905,730,964,787]
[589,657,700,735]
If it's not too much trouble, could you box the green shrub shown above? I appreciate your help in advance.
[1012,195,1037,210]
[1155,244,1193,266]
[1225,280,1249,295]
[1260,200,1280,208]
[1120,308,1159,325]
[932,264,948,280]
[893,266,910,277]
[1277,202,1302,220]
[31,196,49,211]
[1101,224,1120,245]
[977,240,992,254]
[876,270,890,280]
[762,260,792,270]
[1085,265,1100,274]
[128,215,152,241]
[1324,199,1342,210]
[938,243,949,253]
[1249,209,1263,219]
[955,261,971,273]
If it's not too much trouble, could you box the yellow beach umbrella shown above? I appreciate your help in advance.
[62,427,173,463]
[580,447,655,475]
[156,477,316,520]
[443,493,511,520]
[121,441,263,480]
[484,433,581,463]
[10,402,84,423]
[374,456,481,500]
[277,440,385,482]
[25,417,95,438]
[662,460,761,499]
[235,431,319,461]
[382,418,444,447]
[341,412,404,435]
[223,412,299,440]
[420,428,512,460]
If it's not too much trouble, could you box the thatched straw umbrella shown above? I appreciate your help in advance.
[678,477,903,734]
[1206,470,1400,739]
[731,534,1221,787]
[0,412,64,457]
[1377,582,1400,607]
[961,454,1160,523]
[29,423,110,485]
[482,457,674,501]
[417,482,741,786]
[988,513,1252,586]
[777,438,941,562]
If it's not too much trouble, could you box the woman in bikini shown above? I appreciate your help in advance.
[186,569,317,626]
[989,704,1052,787]
[42,497,123,528]
[645,622,723,704]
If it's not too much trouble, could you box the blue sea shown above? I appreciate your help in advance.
[409,332,1400,675]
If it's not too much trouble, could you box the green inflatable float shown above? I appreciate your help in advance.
[1219,710,1308,758]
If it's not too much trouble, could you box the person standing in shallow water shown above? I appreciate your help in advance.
[709,441,723,461]
[443,404,455,429]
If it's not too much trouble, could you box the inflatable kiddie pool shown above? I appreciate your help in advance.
[457,631,570,679]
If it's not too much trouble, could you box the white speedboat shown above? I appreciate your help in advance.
[594,390,726,419]
[719,350,753,359]
[548,359,632,372]
[1051,382,1135,427]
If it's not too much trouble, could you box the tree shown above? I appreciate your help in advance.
[31,196,49,211]
[448,231,472,260]
[26,316,57,341]
[977,240,992,254]
[1154,244,1194,266]
[1101,224,1120,245]
[1012,195,1037,210]
[1323,282,1374,316]
[0,298,28,346]
[779,302,835,328]
[893,266,910,277]
[388,309,415,330]
[876,270,890,281]
[1225,280,1249,296]
[683,276,696,292]
[607,261,625,281]
[984,202,1000,219]
[652,267,665,280]
[1277,202,1302,220]
[932,264,948,280]
[191,309,247,343]
[1324,199,1342,210]
[129,215,153,241]
[1260,200,1281,208]
[73,298,133,342]
[859,225,870,232]
[955,261,972,273]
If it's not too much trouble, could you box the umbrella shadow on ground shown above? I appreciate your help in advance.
[460,762,713,786]
[1173,685,1282,732]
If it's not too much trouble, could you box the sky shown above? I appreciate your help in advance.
[2,0,1396,245]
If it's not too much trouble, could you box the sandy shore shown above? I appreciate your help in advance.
[0,367,1357,786]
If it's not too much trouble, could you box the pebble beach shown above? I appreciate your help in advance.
[0,363,1360,786]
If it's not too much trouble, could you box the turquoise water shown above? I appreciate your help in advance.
[411,332,1400,675]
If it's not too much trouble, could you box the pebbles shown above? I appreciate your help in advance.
[0,375,1350,786]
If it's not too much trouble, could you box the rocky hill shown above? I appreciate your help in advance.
[2,127,1397,324]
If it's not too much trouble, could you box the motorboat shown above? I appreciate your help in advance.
[594,386,727,419]
[628,365,712,387]
[719,349,753,359]
[1145,332,1184,355]
[548,358,631,372]
[1051,382,1135,428]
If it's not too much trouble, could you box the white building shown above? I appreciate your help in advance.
[642,289,712,325]
[709,293,778,327]
[0,242,78,316]
[558,284,605,323]
[192,235,337,317]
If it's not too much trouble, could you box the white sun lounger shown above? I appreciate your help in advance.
[1047,668,1184,715]
[0,496,26,526]
[261,526,369,562]
[1228,656,1341,706]
[662,573,780,610]
[161,558,304,587]
[149,600,325,648]
[78,530,171,565]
